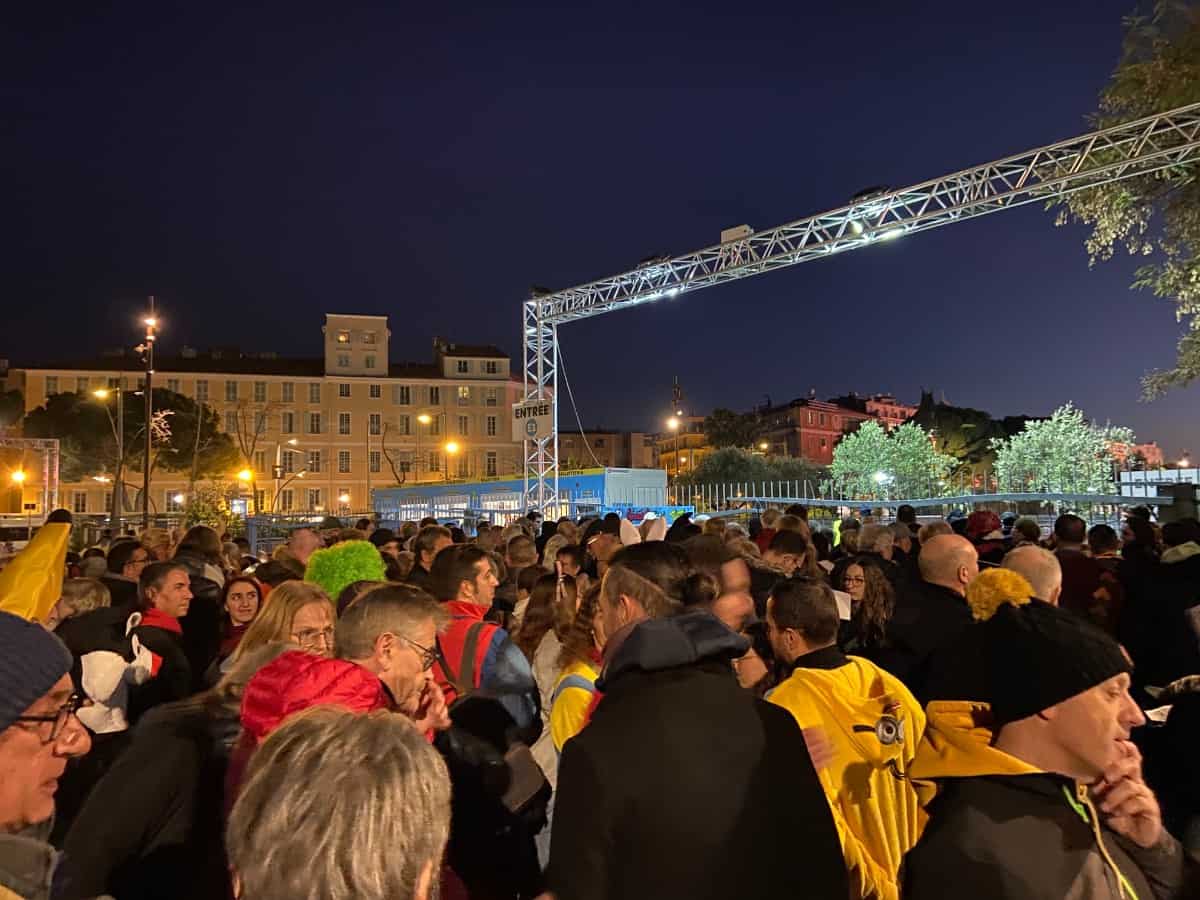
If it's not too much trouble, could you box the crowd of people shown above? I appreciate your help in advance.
[2,500,1200,899]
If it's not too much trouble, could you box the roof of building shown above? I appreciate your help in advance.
[10,354,443,379]
[438,342,508,358]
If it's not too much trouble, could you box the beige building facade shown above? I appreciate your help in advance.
[2,314,524,518]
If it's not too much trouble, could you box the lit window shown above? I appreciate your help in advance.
[165,491,183,512]
[457,386,470,405]
[336,331,350,344]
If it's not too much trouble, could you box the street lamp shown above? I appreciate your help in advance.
[417,414,433,482]
[237,468,253,483]
[10,470,26,485]
[666,416,681,479]
[444,441,460,483]
[92,387,125,533]
[759,441,769,452]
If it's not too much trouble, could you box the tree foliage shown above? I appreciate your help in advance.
[183,481,244,533]
[990,403,1133,493]
[1056,1,1200,397]
[703,408,764,449]
[0,390,24,429]
[682,447,825,487]
[831,421,956,499]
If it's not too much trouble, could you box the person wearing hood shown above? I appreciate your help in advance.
[546,543,847,900]
[902,595,1186,899]
[766,576,928,900]
[0,611,93,900]
[59,643,291,900]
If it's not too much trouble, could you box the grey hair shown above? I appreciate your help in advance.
[858,523,894,554]
[227,706,451,900]
[917,521,953,543]
[889,522,913,544]
[334,583,448,661]
[1001,545,1063,602]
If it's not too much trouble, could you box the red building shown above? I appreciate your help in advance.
[760,399,874,465]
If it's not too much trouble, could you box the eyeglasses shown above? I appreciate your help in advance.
[292,626,334,649]
[14,692,91,743]
[400,636,439,671]
[129,554,150,566]
[844,576,866,585]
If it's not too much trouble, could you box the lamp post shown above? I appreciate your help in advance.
[417,414,433,482]
[273,438,300,511]
[92,387,125,534]
[666,416,681,479]
[135,299,157,529]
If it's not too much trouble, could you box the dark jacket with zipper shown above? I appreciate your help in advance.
[546,611,847,900]
[875,578,974,702]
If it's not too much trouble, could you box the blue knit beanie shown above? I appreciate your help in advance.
[0,611,73,732]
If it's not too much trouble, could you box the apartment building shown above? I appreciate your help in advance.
[559,430,658,470]
[2,314,523,516]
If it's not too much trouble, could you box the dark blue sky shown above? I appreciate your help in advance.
[6,1,1196,457]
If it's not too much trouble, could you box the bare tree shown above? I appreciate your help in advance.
[231,399,280,509]
[380,421,409,487]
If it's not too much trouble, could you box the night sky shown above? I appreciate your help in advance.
[7,2,1196,457]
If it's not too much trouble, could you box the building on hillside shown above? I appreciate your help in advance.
[1110,441,1166,470]
[559,430,658,470]
[826,392,917,431]
[759,398,875,466]
[655,415,711,477]
[1,314,523,518]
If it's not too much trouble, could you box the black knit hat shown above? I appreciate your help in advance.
[986,601,1130,727]
[0,611,73,732]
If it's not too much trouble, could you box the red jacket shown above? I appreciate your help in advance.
[434,601,502,705]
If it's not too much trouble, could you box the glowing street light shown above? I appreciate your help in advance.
[445,441,460,455]
[417,414,433,425]
[237,469,253,483]
[173,493,186,505]
[10,470,26,484]
[337,492,351,504]
[758,441,769,451]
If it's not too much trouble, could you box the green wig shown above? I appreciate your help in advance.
[304,540,387,605]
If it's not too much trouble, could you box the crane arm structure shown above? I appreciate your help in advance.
[522,102,1200,512]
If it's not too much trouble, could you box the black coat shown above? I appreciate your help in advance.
[546,612,847,900]
[171,553,224,692]
[60,696,239,900]
[127,623,193,723]
[874,578,974,703]
[903,773,1184,899]
[98,574,139,613]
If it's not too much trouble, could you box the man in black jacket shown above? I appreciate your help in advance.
[547,543,846,900]
[100,539,151,612]
[128,562,194,723]
[876,534,978,702]
[904,599,1186,899]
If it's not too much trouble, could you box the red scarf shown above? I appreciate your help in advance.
[139,608,182,634]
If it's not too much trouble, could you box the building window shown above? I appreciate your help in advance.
[338,450,351,474]
[398,415,411,436]
[136,377,145,390]
[161,491,180,512]
[225,411,239,433]
[336,488,351,508]
[254,411,268,435]
[457,385,471,405]
[486,416,497,437]
[281,411,295,434]
[196,380,209,402]
[458,416,469,436]
[282,382,294,402]
[225,381,238,402]
[485,388,498,407]
[457,455,469,478]
[339,383,351,398]
[308,450,322,473]
[363,331,377,345]
[485,361,499,375]
[338,412,351,435]
[364,355,376,370]
[456,360,469,374]
[369,383,381,399]
[254,451,267,473]
[308,383,321,403]
[72,491,87,514]
[819,413,826,426]
[75,376,89,393]
[820,438,828,449]
[369,413,381,436]
[308,412,322,434]
[807,412,814,425]
[166,378,180,393]
[307,488,322,509]
[369,450,381,474]
[486,451,497,477]
[252,381,265,403]
[45,376,59,396]
[393,385,411,405]
[280,489,294,512]
[336,330,350,344]
[281,451,295,474]
[107,376,120,389]
[429,386,440,406]
[103,491,112,512]
[429,416,441,436]
[337,354,350,368]
[595,438,606,448]
[428,451,441,472]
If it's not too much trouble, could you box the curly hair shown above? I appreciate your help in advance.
[837,556,895,650]
[514,573,577,662]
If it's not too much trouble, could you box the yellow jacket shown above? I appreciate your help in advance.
[769,652,932,900]
[549,658,599,752]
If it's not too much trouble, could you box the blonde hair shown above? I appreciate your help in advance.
[227,706,451,900]
[231,581,333,665]
[60,578,111,615]
[542,534,570,572]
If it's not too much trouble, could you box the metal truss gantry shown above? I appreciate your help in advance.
[0,437,61,514]
[521,102,1200,512]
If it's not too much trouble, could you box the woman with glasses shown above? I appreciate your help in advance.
[230,581,336,663]
[832,556,895,656]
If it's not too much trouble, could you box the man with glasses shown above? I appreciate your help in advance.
[335,584,451,732]
[101,540,152,612]
[0,610,92,896]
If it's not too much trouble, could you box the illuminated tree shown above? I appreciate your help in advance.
[990,404,1133,493]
